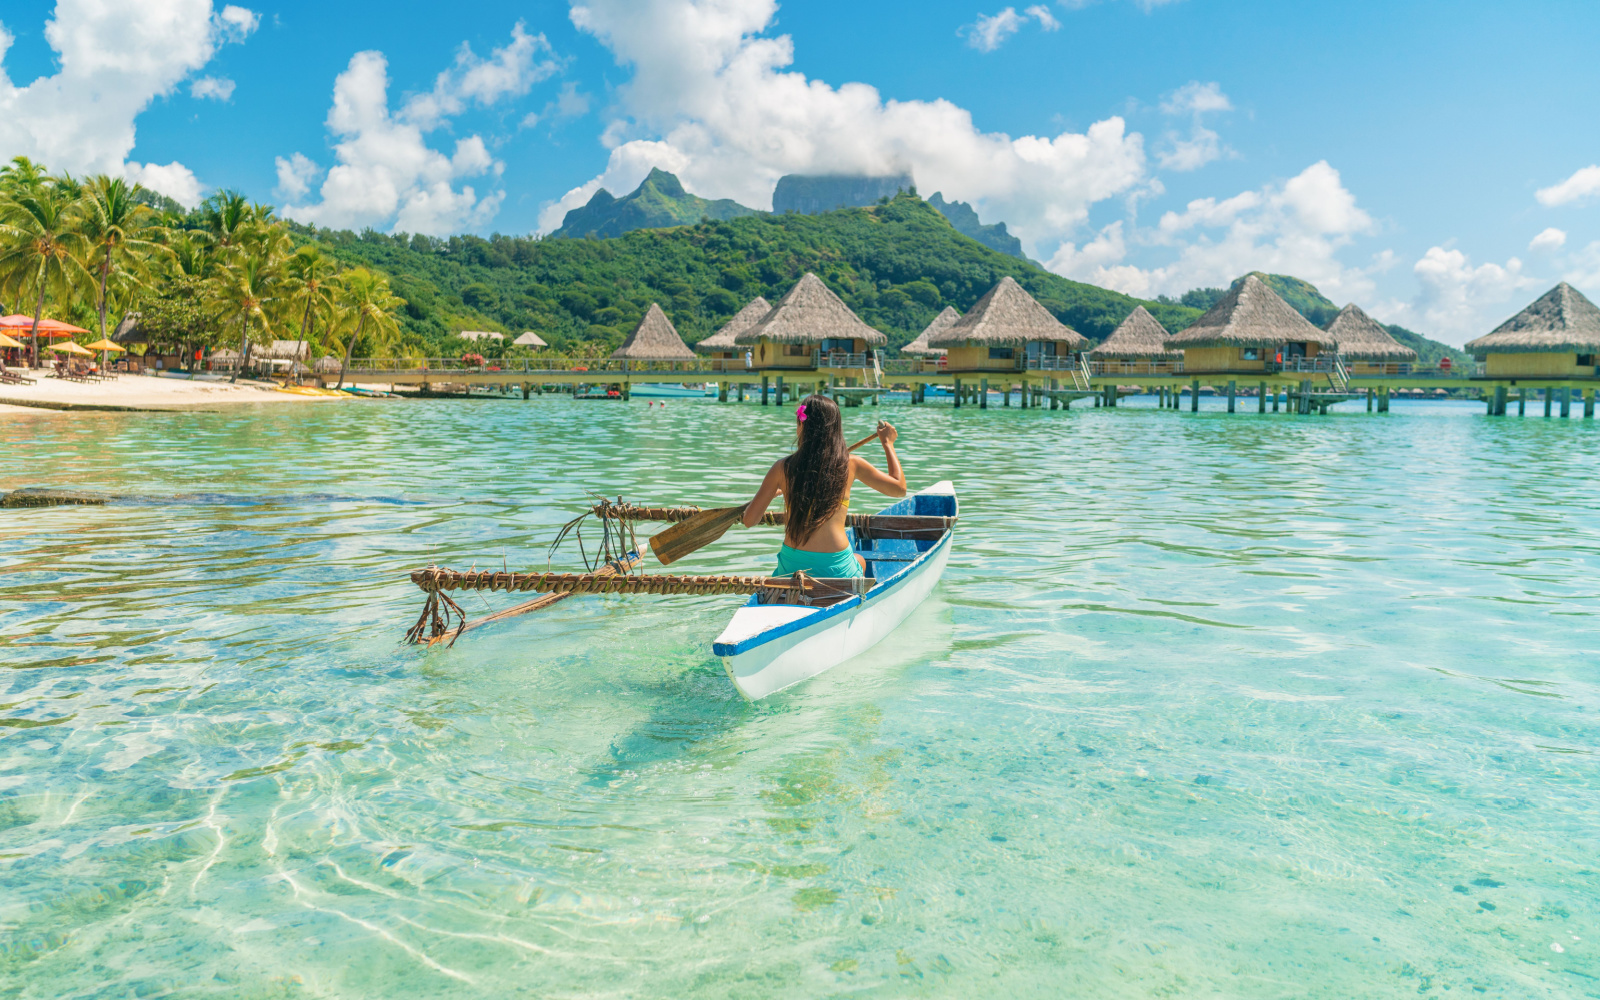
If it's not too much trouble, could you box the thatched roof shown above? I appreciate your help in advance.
[261,340,309,360]
[457,330,504,342]
[314,355,342,372]
[927,276,1087,349]
[211,348,241,361]
[111,312,142,344]
[1324,304,1416,361]
[735,273,887,347]
[1164,273,1329,349]
[513,331,548,348]
[697,297,770,352]
[611,303,697,360]
[902,307,957,356]
[1089,306,1179,360]
[1464,282,1600,357]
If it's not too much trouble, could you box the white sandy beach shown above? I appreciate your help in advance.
[0,371,349,413]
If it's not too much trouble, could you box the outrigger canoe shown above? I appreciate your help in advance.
[404,482,957,700]
[713,480,957,699]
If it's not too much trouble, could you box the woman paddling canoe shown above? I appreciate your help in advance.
[741,394,907,578]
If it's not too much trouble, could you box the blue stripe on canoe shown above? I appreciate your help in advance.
[711,527,952,657]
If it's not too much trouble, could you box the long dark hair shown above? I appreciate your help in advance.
[783,394,849,546]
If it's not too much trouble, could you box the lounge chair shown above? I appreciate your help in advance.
[0,368,36,385]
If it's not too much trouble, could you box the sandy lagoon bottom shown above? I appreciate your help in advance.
[0,395,1596,997]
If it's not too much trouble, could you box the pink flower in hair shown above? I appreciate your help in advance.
[796,403,807,422]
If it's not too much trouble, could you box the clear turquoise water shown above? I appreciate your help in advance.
[2,395,1597,998]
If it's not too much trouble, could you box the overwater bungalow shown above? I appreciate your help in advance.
[926,276,1086,372]
[902,307,957,358]
[1323,304,1416,375]
[734,273,886,370]
[1464,282,1600,379]
[695,297,769,363]
[1088,305,1180,375]
[1163,274,1329,374]
[513,331,548,349]
[611,303,697,361]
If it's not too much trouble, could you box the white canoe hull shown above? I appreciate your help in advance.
[713,481,956,700]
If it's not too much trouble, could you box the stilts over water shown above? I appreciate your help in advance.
[325,273,1600,419]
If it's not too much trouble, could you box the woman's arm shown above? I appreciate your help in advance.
[851,420,907,498]
[741,460,786,527]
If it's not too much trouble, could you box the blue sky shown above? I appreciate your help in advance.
[3,0,1599,343]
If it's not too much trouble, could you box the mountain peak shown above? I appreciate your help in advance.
[552,169,758,239]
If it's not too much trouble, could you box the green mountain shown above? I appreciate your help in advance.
[1164,271,1470,364]
[550,168,759,239]
[296,192,1200,356]
[925,193,1026,260]
[771,173,914,214]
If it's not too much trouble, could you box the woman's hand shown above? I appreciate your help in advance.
[876,420,898,446]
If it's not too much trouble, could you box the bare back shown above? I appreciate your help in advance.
[742,422,908,551]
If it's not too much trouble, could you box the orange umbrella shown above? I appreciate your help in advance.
[0,315,85,339]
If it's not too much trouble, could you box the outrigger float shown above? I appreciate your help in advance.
[404,481,958,699]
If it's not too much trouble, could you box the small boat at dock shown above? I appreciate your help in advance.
[713,481,957,699]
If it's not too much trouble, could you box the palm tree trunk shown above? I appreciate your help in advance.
[99,248,111,342]
[30,285,44,369]
[230,315,250,384]
[337,314,366,390]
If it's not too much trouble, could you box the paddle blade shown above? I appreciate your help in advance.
[649,505,745,565]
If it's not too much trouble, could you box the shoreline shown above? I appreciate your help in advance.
[0,372,351,413]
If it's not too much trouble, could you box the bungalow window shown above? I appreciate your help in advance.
[1579,354,1596,367]
[988,347,1015,360]
[784,344,809,357]
[820,338,854,354]
[1241,348,1261,361]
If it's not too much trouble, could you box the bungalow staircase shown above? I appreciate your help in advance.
[1070,353,1092,392]
[1327,356,1350,393]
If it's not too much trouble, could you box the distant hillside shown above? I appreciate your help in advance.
[772,173,914,215]
[1164,271,1470,364]
[1167,272,1340,327]
[551,168,758,239]
[926,193,1026,259]
[296,192,1200,356]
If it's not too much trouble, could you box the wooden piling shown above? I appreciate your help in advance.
[1366,387,1373,412]
[1190,379,1199,412]
[1492,385,1507,417]
[980,378,988,409]
[1544,388,1552,417]
[1586,388,1595,419]
[1227,380,1237,413]
[1561,386,1571,418]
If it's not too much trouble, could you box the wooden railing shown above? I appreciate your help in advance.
[1087,360,1185,376]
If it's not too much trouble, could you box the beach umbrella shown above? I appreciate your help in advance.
[0,332,22,349]
[50,341,95,357]
[85,338,126,370]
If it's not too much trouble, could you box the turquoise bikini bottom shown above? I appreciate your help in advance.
[774,543,864,579]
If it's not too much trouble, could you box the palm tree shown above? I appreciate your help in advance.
[330,268,404,389]
[78,177,170,343]
[200,190,254,252]
[285,246,337,358]
[0,181,92,367]
[0,156,48,198]
[210,250,279,383]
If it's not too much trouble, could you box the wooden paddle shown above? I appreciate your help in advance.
[648,428,884,566]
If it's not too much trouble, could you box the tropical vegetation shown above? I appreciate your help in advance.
[0,156,1467,374]
[0,157,406,381]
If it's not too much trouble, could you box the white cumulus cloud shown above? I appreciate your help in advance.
[277,36,536,236]
[124,160,203,208]
[962,6,1059,52]
[1395,247,1537,343]
[403,23,559,130]
[1047,160,1375,302]
[1536,165,1600,207]
[0,0,258,201]
[190,75,235,101]
[1529,227,1567,252]
[1156,80,1231,172]
[549,0,1147,246]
